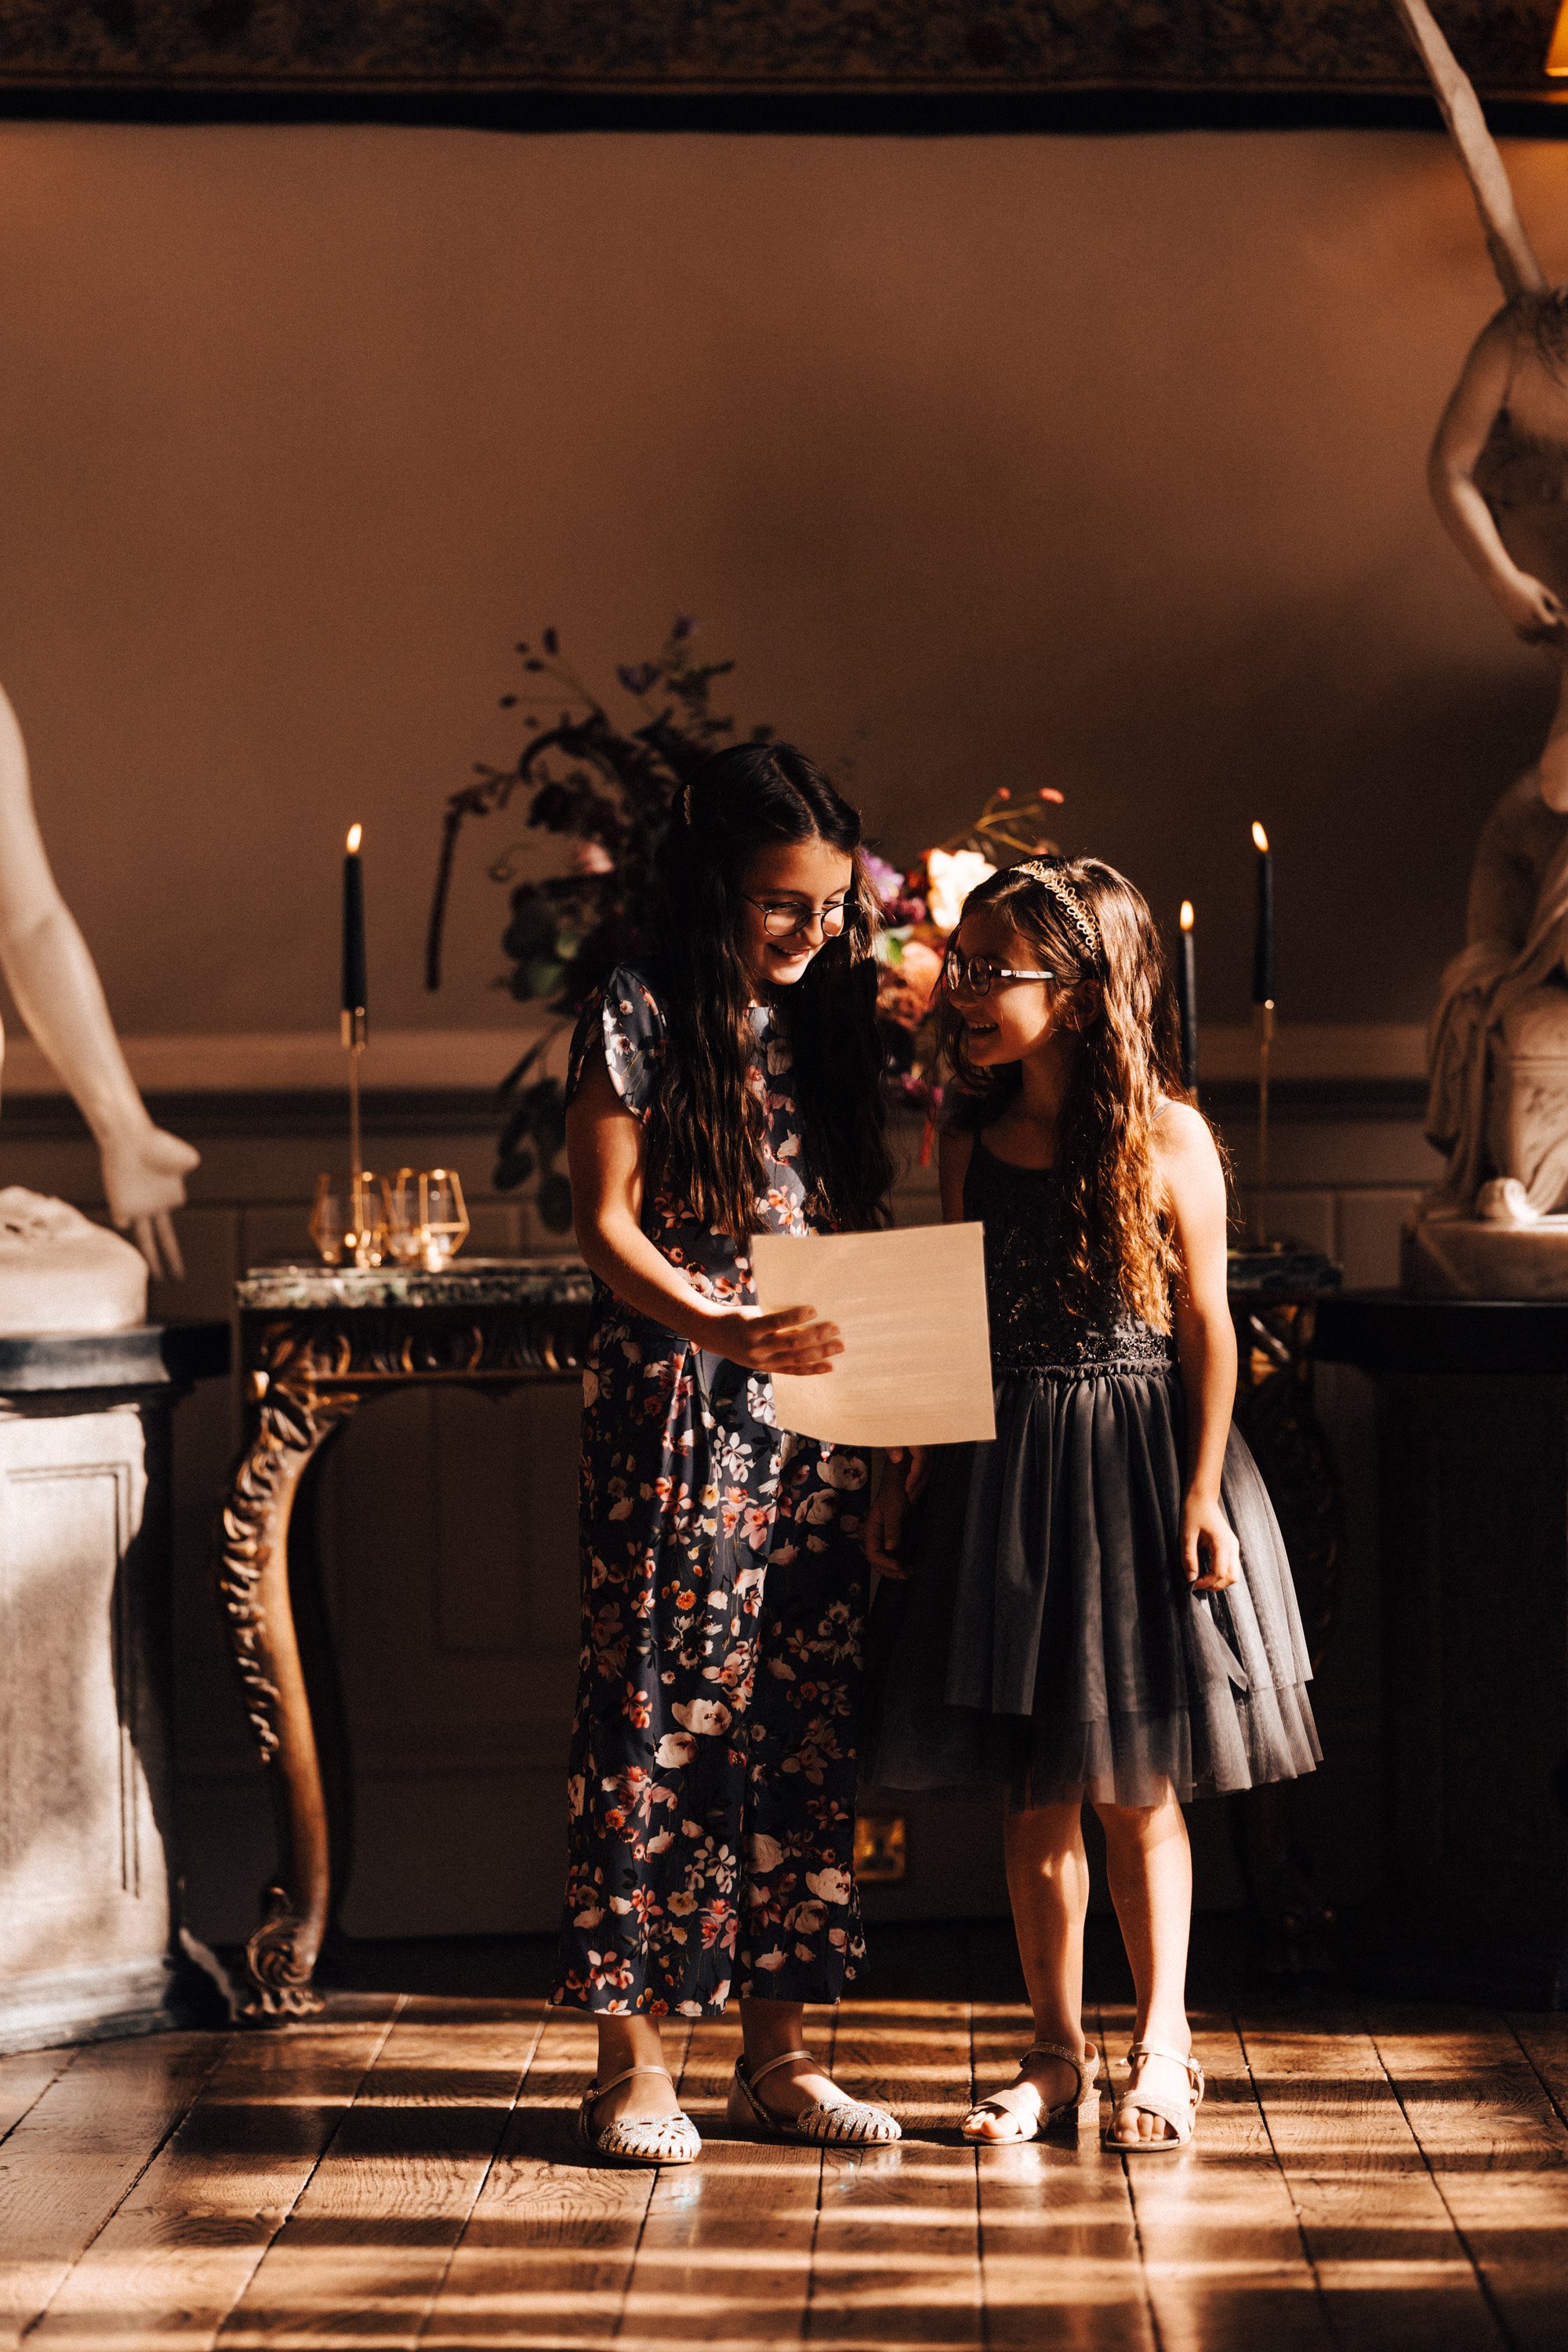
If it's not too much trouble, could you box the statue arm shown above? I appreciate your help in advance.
[1428,317,1567,644]
[0,689,197,1276]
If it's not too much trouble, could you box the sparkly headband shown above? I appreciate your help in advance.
[1012,859,1102,960]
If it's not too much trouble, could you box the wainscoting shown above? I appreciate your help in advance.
[0,1054,1435,1950]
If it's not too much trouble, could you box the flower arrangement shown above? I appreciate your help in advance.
[427,622,1068,1218]
[871,786,1066,1117]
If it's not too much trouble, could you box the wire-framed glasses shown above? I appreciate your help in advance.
[941,949,1058,999]
[744,896,849,940]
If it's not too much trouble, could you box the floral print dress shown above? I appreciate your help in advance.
[552,964,872,2017]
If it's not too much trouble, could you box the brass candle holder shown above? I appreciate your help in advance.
[1254,997,1276,1247]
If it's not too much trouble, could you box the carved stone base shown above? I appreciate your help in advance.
[1402,1214,1568,1298]
[0,1323,228,2053]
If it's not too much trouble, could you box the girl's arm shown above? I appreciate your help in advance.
[566,1047,841,1376]
[1428,316,1566,643]
[1155,1102,1240,1593]
[863,1128,971,1572]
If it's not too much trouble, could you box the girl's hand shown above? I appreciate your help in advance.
[707,1305,843,1376]
[865,1455,913,1577]
[1181,1492,1239,1592]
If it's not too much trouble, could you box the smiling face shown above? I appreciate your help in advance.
[738,837,856,991]
[946,903,1073,1068]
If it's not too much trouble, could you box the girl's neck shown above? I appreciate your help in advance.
[1016,1033,1079,1139]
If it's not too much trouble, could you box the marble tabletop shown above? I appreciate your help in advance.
[237,1256,595,1312]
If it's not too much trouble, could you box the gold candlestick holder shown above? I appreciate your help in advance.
[341,1005,378,1268]
[1254,997,1276,1247]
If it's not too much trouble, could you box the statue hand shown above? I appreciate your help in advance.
[1498,571,1568,645]
[98,1125,201,1279]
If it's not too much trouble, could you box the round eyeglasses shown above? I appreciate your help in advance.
[743,896,849,941]
[941,949,1058,999]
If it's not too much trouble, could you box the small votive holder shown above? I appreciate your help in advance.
[383,1166,470,1271]
[310,1171,387,1268]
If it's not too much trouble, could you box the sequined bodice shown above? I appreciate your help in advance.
[964,1138,1174,1377]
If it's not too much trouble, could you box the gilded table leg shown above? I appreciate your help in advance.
[216,1367,359,2020]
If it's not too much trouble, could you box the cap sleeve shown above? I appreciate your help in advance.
[565,965,666,1122]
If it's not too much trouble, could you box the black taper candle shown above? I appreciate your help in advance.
[1177,899,1198,1091]
[342,822,367,1041]
[1250,820,1274,1005]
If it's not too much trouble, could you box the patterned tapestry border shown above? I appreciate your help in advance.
[0,2,1561,100]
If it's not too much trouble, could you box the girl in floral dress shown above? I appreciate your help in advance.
[555,740,902,2165]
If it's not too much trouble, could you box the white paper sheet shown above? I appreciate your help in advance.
[751,1222,996,1449]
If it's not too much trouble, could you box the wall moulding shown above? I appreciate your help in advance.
[0,2,1563,122]
[0,1025,1432,1142]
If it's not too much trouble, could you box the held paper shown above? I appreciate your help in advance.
[751,1222,995,1449]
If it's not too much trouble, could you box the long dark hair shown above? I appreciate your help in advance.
[940,855,1190,1327]
[651,741,892,1236]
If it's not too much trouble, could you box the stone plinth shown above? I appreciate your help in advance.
[0,1321,229,2053]
[1315,1293,1568,2005]
[1403,1214,1568,1298]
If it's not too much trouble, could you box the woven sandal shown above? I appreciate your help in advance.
[962,2040,1102,2143]
[577,2063,702,2168]
[1104,2041,1204,2154]
[728,2048,903,2146]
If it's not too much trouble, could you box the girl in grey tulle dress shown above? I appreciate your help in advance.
[866,855,1319,2156]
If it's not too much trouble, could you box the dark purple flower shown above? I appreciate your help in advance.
[617,663,661,697]
[671,615,698,642]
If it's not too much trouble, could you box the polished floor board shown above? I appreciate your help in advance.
[2,1994,1567,2352]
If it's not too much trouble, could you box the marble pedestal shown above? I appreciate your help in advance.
[1315,1294,1568,2005]
[0,1322,230,2053]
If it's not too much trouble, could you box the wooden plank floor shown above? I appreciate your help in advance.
[2,1990,1567,2352]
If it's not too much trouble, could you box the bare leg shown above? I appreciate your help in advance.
[965,1799,1092,2142]
[590,2015,680,2126]
[739,1996,844,2119]
[1096,1786,1195,2145]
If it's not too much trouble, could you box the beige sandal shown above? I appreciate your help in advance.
[577,2063,702,2168]
[1104,2041,1204,2154]
[728,2048,902,2146]
[962,2040,1101,2143]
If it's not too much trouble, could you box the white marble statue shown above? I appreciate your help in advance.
[0,685,196,1330]
[1395,2,1568,1250]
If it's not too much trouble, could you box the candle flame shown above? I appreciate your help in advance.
[1179,899,1194,931]
[346,823,362,854]
[1251,821,1269,854]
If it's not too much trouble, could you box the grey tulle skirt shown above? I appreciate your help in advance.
[866,1367,1321,1809]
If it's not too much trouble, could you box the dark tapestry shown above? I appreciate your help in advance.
[0,3,1561,100]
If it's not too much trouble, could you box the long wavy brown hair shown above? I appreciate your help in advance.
[650,741,893,1237]
[940,855,1191,1329]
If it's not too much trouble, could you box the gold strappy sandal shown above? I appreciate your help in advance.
[1104,2041,1204,2154]
[577,2063,702,2168]
[728,2048,902,2146]
[962,2040,1102,2143]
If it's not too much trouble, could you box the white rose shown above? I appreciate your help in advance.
[582,1370,600,1406]
[673,1697,733,1737]
[749,1832,784,1872]
[820,1453,868,1490]
[805,1867,852,1905]
[655,1731,697,1767]
[926,847,997,934]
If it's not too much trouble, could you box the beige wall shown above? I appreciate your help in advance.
[0,118,1562,1050]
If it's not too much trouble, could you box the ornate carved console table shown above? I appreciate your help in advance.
[218,1260,594,2021]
